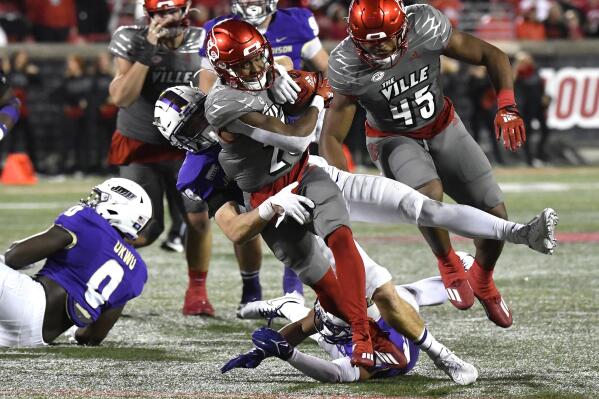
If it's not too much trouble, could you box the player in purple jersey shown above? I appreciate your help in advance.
[222,253,481,385]
[320,0,529,328]
[154,85,267,311]
[108,0,216,316]
[1,178,151,347]
[0,68,21,142]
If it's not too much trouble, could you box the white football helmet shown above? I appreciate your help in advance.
[313,300,352,345]
[153,85,218,153]
[231,0,278,26]
[84,178,152,240]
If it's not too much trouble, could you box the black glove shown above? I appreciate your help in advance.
[130,33,158,66]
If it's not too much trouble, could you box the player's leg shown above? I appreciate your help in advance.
[119,163,165,247]
[331,167,556,253]
[161,182,186,253]
[370,136,474,310]
[0,262,47,347]
[299,166,373,367]
[235,236,263,307]
[432,115,512,327]
[182,196,214,316]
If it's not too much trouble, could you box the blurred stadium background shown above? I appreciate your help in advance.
[1,1,598,398]
[0,0,599,174]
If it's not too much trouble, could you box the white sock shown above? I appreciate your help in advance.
[400,276,448,307]
[415,328,444,359]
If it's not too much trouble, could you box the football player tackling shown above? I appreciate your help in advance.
[223,253,481,384]
[1,178,151,347]
[321,0,530,327]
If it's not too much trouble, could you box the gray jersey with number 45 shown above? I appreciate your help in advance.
[328,4,452,132]
[205,81,304,193]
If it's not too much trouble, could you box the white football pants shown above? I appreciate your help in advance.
[0,261,47,347]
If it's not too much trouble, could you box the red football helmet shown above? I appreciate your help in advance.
[144,0,190,14]
[206,19,275,91]
[348,0,409,68]
[144,0,191,38]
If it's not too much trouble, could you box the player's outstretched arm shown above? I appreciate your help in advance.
[215,182,315,244]
[74,306,124,346]
[443,31,525,152]
[4,226,74,270]
[240,96,322,137]
[319,92,357,171]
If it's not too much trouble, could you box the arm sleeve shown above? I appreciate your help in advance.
[228,119,314,153]
[301,37,323,60]
[205,89,264,129]
[287,350,360,383]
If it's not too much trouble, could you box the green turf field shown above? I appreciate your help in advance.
[0,167,598,399]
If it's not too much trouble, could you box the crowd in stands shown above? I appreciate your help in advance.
[0,0,598,44]
[0,0,587,174]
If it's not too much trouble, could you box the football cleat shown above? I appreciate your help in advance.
[523,208,559,255]
[430,347,478,385]
[237,293,304,320]
[369,320,407,369]
[182,287,214,316]
[467,265,512,328]
[251,327,294,361]
[160,235,184,253]
[437,251,474,310]
[350,328,375,368]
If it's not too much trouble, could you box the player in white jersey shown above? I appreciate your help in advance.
[321,0,530,327]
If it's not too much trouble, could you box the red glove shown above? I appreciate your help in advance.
[495,105,526,152]
[315,73,334,108]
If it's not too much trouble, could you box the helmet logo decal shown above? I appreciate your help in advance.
[207,31,219,64]
[243,41,260,57]
[366,32,387,40]
[372,71,385,82]
[156,0,176,7]
[111,185,136,200]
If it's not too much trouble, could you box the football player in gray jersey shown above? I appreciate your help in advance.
[107,0,215,316]
[321,0,527,328]
[204,19,389,369]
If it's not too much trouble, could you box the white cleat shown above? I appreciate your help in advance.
[237,293,304,320]
[525,208,559,255]
[430,347,478,385]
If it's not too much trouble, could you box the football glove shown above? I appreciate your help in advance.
[258,182,315,227]
[494,105,526,152]
[220,347,267,373]
[315,75,334,108]
[251,327,294,361]
[271,63,301,105]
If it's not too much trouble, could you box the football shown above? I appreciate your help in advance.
[282,69,320,116]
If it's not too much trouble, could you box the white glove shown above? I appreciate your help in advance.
[63,325,79,344]
[271,63,301,105]
[258,182,315,227]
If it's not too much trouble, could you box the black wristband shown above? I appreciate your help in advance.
[133,34,158,66]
